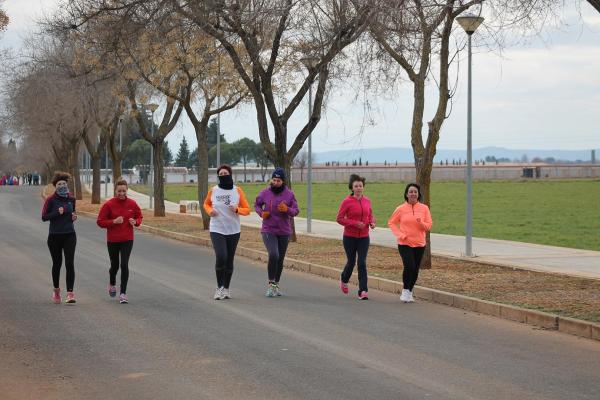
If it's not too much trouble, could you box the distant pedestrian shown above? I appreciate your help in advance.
[203,165,251,300]
[388,183,433,303]
[41,171,78,304]
[97,179,143,304]
[254,167,299,297]
[336,174,375,300]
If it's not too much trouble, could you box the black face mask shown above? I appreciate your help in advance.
[270,184,285,194]
[218,175,234,190]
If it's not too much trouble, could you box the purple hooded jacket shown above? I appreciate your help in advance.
[254,186,300,235]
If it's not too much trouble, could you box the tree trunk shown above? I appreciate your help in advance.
[416,162,433,269]
[195,125,210,230]
[73,149,83,200]
[109,134,125,183]
[281,159,297,242]
[91,155,101,204]
[153,140,166,217]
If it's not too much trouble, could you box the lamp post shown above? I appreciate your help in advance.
[119,115,124,174]
[104,141,108,198]
[456,13,484,257]
[146,103,159,209]
[300,56,319,234]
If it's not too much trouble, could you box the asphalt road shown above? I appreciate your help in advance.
[1,186,599,400]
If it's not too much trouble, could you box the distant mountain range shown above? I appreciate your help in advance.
[314,146,599,164]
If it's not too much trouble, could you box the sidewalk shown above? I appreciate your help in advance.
[97,184,600,280]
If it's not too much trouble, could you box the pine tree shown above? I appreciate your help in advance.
[175,136,190,167]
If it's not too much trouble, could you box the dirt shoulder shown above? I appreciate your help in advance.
[75,193,600,323]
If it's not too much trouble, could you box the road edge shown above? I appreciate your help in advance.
[72,206,599,342]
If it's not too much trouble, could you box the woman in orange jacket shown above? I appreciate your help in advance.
[203,165,251,300]
[388,183,432,303]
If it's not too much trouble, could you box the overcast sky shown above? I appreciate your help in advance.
[2,0,599,155]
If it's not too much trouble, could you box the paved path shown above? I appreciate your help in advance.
[103,184,600,280]
[1,185,599,399]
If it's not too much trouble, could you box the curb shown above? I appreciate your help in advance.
[75,210,600,342]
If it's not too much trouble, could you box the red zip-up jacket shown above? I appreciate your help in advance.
[97,197,143,242]
[336,195,374,238]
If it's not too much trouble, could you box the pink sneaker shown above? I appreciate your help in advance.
[108,285,117,298]
[358,291,369,300]
[119,293,128,304]
[340,280,349,294]
[65,292,76,304]
[52,288,61,304]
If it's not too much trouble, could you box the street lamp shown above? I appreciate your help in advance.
[104,141,109,198]
[456,13,484,257]
[119,115,124,174]
[300,56,319,234]
[146,103,159,209]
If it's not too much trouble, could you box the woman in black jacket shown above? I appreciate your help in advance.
[41,172,78,304]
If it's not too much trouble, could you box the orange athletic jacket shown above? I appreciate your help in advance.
[387,202,432,247]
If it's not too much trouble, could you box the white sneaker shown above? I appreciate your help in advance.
[214,287,223,300]
[400,289,410,302]
[222,288,230,299]
[407,291,415,303]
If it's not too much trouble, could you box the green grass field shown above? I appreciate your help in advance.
[132,180,600,251]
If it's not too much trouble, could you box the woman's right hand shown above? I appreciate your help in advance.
[356,221,365,229]
[58,207,64,215]
[262,211,271,220]
[113,216,124,224]
[210,210,218,217]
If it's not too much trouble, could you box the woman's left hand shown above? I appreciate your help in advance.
[71,212,77,221]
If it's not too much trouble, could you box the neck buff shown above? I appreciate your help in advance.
[56,186,69,197]
[218,174,234,190]
[270,184,285,194]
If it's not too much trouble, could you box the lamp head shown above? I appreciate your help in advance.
[456,14,484,35]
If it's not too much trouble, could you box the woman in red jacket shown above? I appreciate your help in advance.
[388,183,433,303]
[97,179,143,304]
[336,174,375,300]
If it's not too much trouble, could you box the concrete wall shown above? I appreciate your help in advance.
[81,164,600,184]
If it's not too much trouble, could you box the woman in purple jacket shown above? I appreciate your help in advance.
[254,168,299,297]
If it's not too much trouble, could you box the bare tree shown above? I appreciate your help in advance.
[169,1,375,180]
[118,13,247,227]
[293,149,308,182]
[0,1,8,34]
[370,0,564,266]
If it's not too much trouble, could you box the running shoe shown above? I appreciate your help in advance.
[214,287,223,300]
[358,291,369,300]
[52,288,61,304]
[65,292,76,304]
[400,289,410,303]
[266,283,277,297]
[407,291,415,303]
[340,280,349,295]
[119,293,128,304]
[274,283,282,297]
[222,288,230,299]
[108,285,117,298]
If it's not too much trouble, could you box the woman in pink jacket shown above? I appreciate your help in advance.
[388,183,433,303]
[336,174,375,300]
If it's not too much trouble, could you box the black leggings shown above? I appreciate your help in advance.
[210,232,241,289]
[398,245,425,291]
[107,241,134,294]
[341,236,370,294]
[47,233,76,291]
[261,233,290,283]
